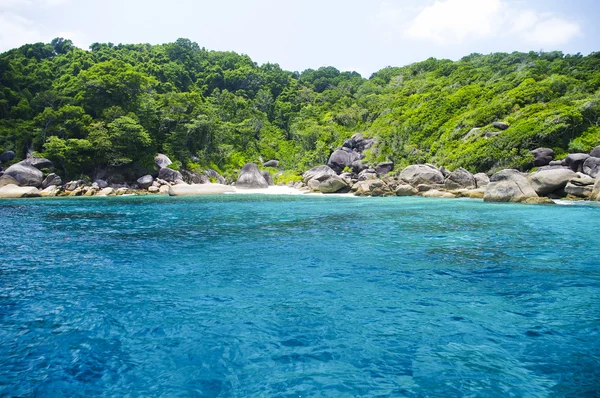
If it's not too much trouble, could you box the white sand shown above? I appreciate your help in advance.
[228,186,307,195]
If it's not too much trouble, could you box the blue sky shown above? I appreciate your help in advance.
[0,0,598,77]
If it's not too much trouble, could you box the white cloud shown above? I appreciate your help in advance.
[0,11,43,51]
[377,0,582,47]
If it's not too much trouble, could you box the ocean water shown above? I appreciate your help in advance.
[1,195,599,397]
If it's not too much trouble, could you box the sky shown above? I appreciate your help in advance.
[0,0,598,77]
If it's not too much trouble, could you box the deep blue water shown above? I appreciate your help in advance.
[1,195,599,397]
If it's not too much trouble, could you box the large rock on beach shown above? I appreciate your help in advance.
[262,170,274,186]
[40,185,60,197]
[303,165,337,183]
[327,149,361,174]
[41,173,62,189]
[565,153,590,172]
[530,148,554,167]
[317,176,348,193]
[236,163,268,189]
[395,184,418,196]
[592,174,600,201]
[474,173,490,188]
[399,164,445,187]
[181,170,209,185]
[137,175,154,190]
[3,162,43,187]
[564,182,593,198]
[444,168,476,190]
[0,184,40,198]
[582,157,600,178]
[484,169,538,203]
[590,146,600,158]
[528,169,578,195]
[158,167,183,183]
[0,150,16,163]
[22,157,53,170]
[0,175,19,188]
[96,188,115,196]
[169,184,236,196]
[154,154,172,169]
[421,190,456,199]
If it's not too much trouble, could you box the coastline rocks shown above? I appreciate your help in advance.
[168,184,235,196]
[262,170,274,186]
[395,184,418,196]
[22,157,53,170]
[65,180,84,191]
[3,162,43,187]
[303,165,337,184]
[0,175,19,188]
[317,176,348,193]
[474,173,490,188]
[582,157,600,178]
[96,188,115,196]
[41,173,62,189]
[590,146,600,158]
[528,169,578,195]
[137,175,154,190]
[375,162,394,176]
[422,190,456,199]
[592,174,600,201]
[204,169,226,184]
[158,167,183,183]
[236,163,268,189]
[40,185,60,197]
[353,179,393,197]
[484,169,538,203]
[0,150,16,163]
[343,133,375,152]
[94,179,108,189]
[0,184,40,198]
[564,181,593,198]
[263,160,279,168]
[148,186,160,194]
[351,160,369,174]
[492,122,509,130]
[155,154,172,169]
[181,170,209,185]
[327,149,361,174]
[399,164,444,187]
[444,168,476,190]
[565,153,590,172]
[358,169,378,181]
[530,148,554,167]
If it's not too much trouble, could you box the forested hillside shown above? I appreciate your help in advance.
[1,38,599,181]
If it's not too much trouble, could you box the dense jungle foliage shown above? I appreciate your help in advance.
[1,38,599,180]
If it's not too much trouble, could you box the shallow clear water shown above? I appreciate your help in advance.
[1,195,599,397]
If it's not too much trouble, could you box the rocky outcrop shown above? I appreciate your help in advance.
[353,179,394,197]
[204,169,226,184]
[444,168,476,190]
[0,175,19,188]
[64,180,84,191]
[565,153,590,172]
[181,170,209,185]
[3,162,43,187]
[592,174,600,201]
[0,184,40,198]
[317,176,348,193]
[590,146,600,158]
[492,122,509,130]
[395,184,418,196]
[342,133,375,152]
[484,169,538,203]
[263,160,279,168]
[158,167,183,183]
[564,180,594,198]
[375,162,394,176]
[41,173,62,189]
[582,157,600,178]
[303,165,337,184]
[155,154,172,169]
[137,175,154,190]
[236,163,268,189]
[327,149,361,174]
[422,190,456,198]
[527,169,578,195]
[40,185,60,197]
[0,150,16,163]
[96,188,115,196]
[168,184,236,196]
[262,170,274,186]
[474,173,490,188]
[530,148,554,167]
[398,164,445,187]
[94,179,109,189]
[22,157,53,170]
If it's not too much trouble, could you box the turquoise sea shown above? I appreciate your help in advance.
[1,195,599,397]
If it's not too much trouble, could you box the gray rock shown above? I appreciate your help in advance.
[154,153,172,169]
[462,128,481,141]
[262,170,274,186]
[484,169,538,203]
[327,149,361,174]
[204,169,226,184]
[564,182,593,198]
[421,190,456,198]
[263,160,279,168]
[94,179,109,189]
[158,167,183,183]
[399,164,445,187]
[169,184,235,196]
[3,162,43,187]
[40,185,60,197]
[492,122,509,130]
[570,175,596,186]
[417,184,445,192]
[549,160,565,166]
[318,176,348,193]
[358,169,378,181]
[354,179,393,197]
[137,175,154,190]
[565,153,590,172]
[65,180,84,191]
[148,186,160,193]
[444,168,476,190]
[303,165,337,183]
[236,163,268,189]
[590,146,600,158]
[484,132,501,138]
[528,169,578,195]
[0,150,16,163]
[530,148,554,167]
[41,173,62,189]
[375,162,394,176]
[582,157,600,178]
[181,170,209,184]
[439,166,451,178]
[22,157,53,170]
[0,175,19,188]
[0,184,40,198]
[351,160,369,174]
[474,173,490,188]
[395,184,418,196]
[593,174,600,201]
